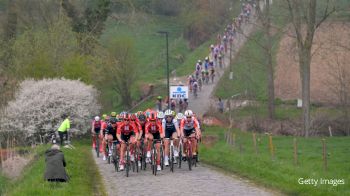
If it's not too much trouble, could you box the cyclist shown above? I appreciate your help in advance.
[157,111,165,124]
[145,112,164,171]
[210,67,215,83]
[104,116,118,161]
[117,113,139,171]
[192,79,198,98]
[162,109,180,166]
[218,54,223,68]
[91,116,101,148]
[180,110,201,160]
[136,112,148,166]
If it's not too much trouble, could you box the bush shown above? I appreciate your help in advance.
[0,78,100,145]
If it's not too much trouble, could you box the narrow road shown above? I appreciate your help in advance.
[172,12,257,117]
[93,151,274,196]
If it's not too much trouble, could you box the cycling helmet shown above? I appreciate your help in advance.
[197,60,202,63]
[164,109,173,116]
[110,117,117,124]
[176,113,184,120]
[138,114,146,121]
[184,110,193,117]
[130,113,137,121]
[205,56,209,61]
[111,112,117,117]
[94,116,100,121]
[136,111,143,117]
[149,112,157,121]
[157,111,165,119]
[123,113,130,121]
[102,114,107,120]
[210,44,214,48]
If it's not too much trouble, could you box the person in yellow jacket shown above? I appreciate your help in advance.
[58,114,70,146]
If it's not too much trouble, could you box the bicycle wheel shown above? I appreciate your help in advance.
[96,137,100,158]
[178,143,182,169]
[187,142,192,171]
[152,146,155,175]
[153,145,157,176]
[126,145,130,177]
[160,143,164,170]
[135,147,139,173]
[170,145,174,172]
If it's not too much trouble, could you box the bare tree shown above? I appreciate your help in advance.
[255,0,275,119]
[285,0,334,137]
[104,37,137,109]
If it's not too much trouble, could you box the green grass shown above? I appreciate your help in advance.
[4,139,106,196]
[0,174,9,195]
[200,126,350,195]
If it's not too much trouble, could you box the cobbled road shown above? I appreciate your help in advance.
[93,151,275,196]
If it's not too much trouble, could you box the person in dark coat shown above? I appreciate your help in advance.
[44,144,69,182]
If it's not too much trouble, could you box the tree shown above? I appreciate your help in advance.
[255,0,275,119]
[0,78,100,145]
[104,36,137,109]
[286,0,334,137]
[62,0,111,54]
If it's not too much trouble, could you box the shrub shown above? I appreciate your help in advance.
[0,78,100,145]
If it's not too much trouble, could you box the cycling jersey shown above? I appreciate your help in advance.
[105,123,117,140]
[180,117,199,137]
[162,118,179,139]
[92,120,101,133]
[117,122,138,135]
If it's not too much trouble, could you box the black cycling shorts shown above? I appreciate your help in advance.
[184,128,195,137]
[121,132,135,142]
[165,129,176,139]
[150,132,160,140]
[94,128,101,134]
[108,131,117,141]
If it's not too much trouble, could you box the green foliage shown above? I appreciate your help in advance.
[103,35,137,109]
[181,0,232,48]
[200,126,350,195]
[0,174,9,195]
[5,140,107,196]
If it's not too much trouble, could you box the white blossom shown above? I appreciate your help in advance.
[0,78,100,140]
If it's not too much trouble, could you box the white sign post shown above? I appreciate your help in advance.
[170,85,189,99]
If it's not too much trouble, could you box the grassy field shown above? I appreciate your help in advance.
[200,126,350,195]
[3,139,106,196]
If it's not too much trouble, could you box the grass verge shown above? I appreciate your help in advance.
[200,126,350,195]
[4,139,106,196]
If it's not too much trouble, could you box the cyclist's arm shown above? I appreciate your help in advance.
[174,119,180,137]
[91,121,95,134]
[132,124,139,141]
[116,125,122,142]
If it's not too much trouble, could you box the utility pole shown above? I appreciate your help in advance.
[157,31,170,109]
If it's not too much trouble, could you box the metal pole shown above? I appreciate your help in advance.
[165,32,170,109]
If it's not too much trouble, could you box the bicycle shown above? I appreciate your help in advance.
[183,136,197,170]
[178,139,183,169]
[151,139,163,176]
[92,132,100,158]
[123,141,135,177]
[111,140,120,172]
[164,138,176,172]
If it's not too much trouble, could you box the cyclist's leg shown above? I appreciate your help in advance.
[172,132,179,157]
[147,133,154,158]
[92,133,96,148]
[190,133,197,156]
[107,134,114,156]
[120,135,126,165]
[154,133,161,166]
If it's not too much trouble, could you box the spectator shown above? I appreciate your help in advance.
[179,99,184,113]
[218,98,224,113]
[170,99,176,111]
[44,144,69,182]
[183,99,189,111]
[156,96,163,111]
[58,114,70,146]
